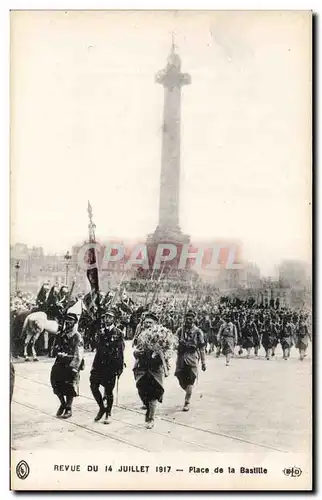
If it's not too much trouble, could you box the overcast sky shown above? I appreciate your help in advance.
[10,10,311,276]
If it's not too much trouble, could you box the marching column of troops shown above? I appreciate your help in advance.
[10,283,311,429]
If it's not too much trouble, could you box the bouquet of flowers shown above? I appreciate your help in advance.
[137,324,178,363]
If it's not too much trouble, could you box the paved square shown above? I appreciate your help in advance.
[11,342,311,453]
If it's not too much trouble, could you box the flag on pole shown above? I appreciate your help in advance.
[86,201,100,294]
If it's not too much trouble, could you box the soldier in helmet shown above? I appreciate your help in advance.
[50,313,84,419]
[90,308,125,424]
[175,310,206,412]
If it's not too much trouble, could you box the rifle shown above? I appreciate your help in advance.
[67,277,76,305]
[149,262,166,310]
[180,277,193,340]
[111,270,128,308]
[144,267,156,307]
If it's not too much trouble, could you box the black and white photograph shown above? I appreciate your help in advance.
[9,10,312,491]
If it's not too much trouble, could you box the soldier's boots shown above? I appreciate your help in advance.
[94,406,106,422]
[63,408,72,419]
[56,396,66,418]
[144,404,149,422]
[62,396,74,419]
[146,401,157,429]
[56,404,66,417]
[103,396,113,425]
[104,411,111,425]
[183,386,193,412]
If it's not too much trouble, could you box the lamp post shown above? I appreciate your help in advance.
[15,261,20,292]
[64,251,72,285]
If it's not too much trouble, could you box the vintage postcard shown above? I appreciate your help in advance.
[10,10,312,491]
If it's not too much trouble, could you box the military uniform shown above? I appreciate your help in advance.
[218,318,238,365]
[240,318,260,357]
[261,319,279,359]
[199,316,212,353]
[175,311,206,411]
[295,320,311,360]
[133,312,168,428]
[90,309,125,424]
[50,313,84,418]
[280,319,295,360]
[218,321,236,355]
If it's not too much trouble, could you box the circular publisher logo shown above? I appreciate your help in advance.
[16,460,30,480]
[283,467,302,478]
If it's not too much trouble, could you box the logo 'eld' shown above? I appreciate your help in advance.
[283,467,302,478]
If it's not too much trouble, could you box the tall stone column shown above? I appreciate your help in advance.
[148,42,190,244]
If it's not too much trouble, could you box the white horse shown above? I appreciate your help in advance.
[22,300,83,361]
[22,312,59,361]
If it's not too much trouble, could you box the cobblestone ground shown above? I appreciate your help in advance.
[11,342,311,453]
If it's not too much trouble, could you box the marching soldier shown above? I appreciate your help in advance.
[90,309,125,424]
[208,313,220,354]
[215,314,226,357]
[280,314,295,360]
[50,313,84,419]
[294,316,311,361]
[218,314,238,366]
[261,315,279,360]
[199,313,212,354]
[240,315,260,358]
[133,312,169,429]
[175,310,206,412]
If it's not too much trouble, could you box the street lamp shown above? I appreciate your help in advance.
[14,260,20,292]
[64,251,72,285]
